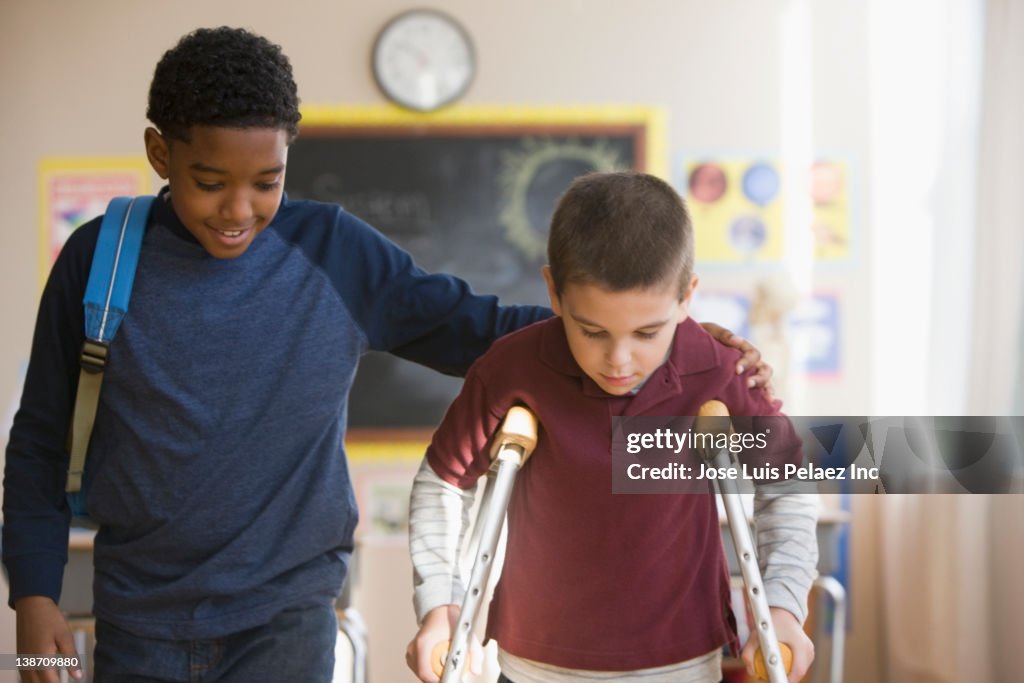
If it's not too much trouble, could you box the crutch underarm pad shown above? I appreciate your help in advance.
[695,400,734,461]
[489,405,539,462]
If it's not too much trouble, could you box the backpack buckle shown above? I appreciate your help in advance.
[80,339,109,374]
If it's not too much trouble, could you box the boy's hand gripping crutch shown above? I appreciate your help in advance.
[696,401,792,683]
[431,406,539,682]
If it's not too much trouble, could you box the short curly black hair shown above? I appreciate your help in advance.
[147,26,301,142]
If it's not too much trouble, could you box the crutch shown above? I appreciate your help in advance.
[696,401,791,683]
[431,405,539,683]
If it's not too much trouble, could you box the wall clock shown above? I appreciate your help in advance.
[372,9,476,112]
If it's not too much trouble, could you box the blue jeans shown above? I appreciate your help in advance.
[93,603,337,682]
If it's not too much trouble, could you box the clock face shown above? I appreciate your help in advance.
[372,9,475,112]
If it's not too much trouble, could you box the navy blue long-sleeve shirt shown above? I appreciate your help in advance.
[2,191,548,639]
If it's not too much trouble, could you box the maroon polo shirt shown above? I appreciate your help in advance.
[427,316,800,671]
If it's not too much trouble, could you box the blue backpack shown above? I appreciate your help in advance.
[66,195,155,521]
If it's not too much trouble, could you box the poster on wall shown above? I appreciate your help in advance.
[678,156,853,266]
[38,157,151,285]
[689,290,751,340]
[359,475,413,545]
[347,439,429,546]
[690,289,842,380]
[788,292,842,378]
[685,159,785,264]
[807,160,852,262]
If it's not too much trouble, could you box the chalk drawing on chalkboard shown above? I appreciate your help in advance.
[498,138,625,262]
[312,177,434,227]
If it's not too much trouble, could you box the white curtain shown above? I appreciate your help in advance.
[966,3,1024,682]
[969,0,1024,414]
[872,2,1024,683]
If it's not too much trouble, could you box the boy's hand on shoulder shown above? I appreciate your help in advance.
[699,322,776,397]
[14,596,84,682]
[741,606,814,682]
[406,604,482,683]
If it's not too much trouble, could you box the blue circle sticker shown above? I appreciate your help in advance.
[742,162,780,206]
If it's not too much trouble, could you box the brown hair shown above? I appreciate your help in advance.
[547,171,694,298]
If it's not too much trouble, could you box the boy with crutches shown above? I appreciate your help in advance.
[407,171,818,683]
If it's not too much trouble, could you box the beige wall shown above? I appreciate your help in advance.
[0,0,872,418]
[0,1,877,682]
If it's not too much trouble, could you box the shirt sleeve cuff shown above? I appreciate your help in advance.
[5,554,65,608]
[764,580,810,625]
[414,576,465,625]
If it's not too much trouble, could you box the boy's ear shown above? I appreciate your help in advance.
[144,127,170,179]
[541,265,562,316]
[676,275,699,321]
[682,275,699,304]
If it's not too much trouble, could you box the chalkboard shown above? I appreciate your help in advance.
[287,117,652,427]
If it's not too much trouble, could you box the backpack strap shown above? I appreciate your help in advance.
[66,195,155,494]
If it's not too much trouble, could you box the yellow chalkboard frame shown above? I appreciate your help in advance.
[299,104,667,179]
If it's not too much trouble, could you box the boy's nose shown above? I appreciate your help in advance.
[220,192,254,223]
[606,341,632,366]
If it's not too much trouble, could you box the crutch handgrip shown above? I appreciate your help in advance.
[430,640,473,678]
[430,640,447,677]
[754,642,794,679]
[489,405,539,463]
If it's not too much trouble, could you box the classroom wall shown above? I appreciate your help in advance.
[0,0,872,419]
[1,1,878,681]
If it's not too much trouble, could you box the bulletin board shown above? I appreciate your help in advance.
[678,156,854,265]
[289,105,666,429]
[38,157,151,287]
